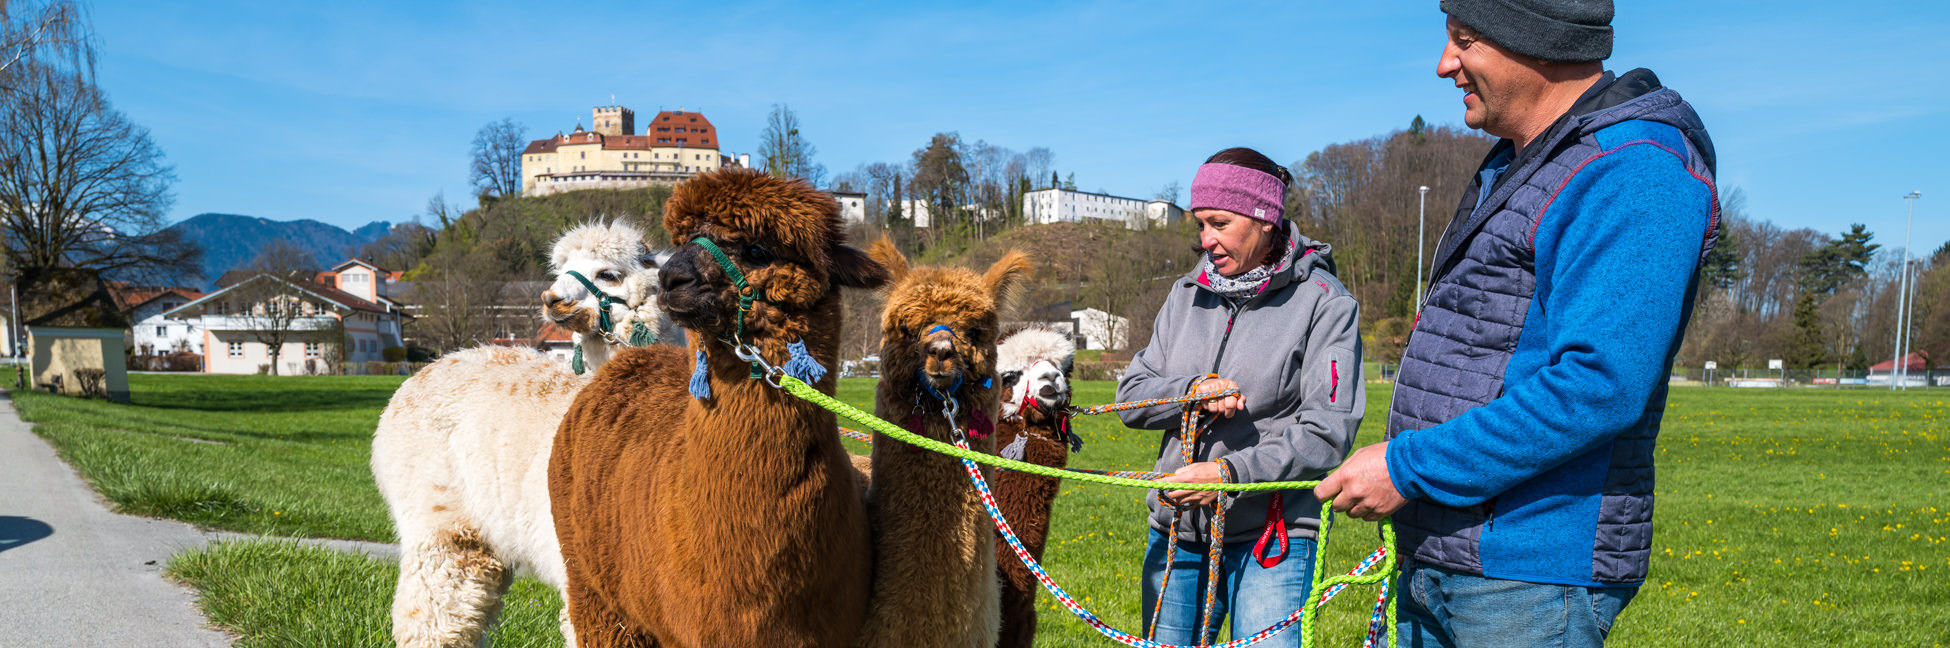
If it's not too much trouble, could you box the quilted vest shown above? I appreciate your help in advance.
[1385,69,1718,585]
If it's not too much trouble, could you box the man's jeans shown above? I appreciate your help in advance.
[1397,559,1638,648]
[1140,528,1316,647]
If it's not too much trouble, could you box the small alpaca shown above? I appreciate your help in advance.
[855,238,1033,648]
[549,168,890,648]
[373,221,669,648]
[990,326,1079,648]
[540,221,679,372]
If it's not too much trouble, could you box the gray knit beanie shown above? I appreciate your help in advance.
[1440,0,1613,62]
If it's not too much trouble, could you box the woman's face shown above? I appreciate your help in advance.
[1195,208,1274,277]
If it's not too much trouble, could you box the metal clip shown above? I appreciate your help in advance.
[734,343,782,387]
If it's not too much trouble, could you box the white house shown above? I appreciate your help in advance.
[1072,307,1129,351]
[1023,188,1184,229]
[111,285,208,356]
[832,191,868,225]
[163,264,406,374]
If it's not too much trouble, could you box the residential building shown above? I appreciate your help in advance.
[1022,188,1184,229]
[164,261,407,374]
[520,106,747,196]
[1072,307,1129,351]
[833,192,868,224]
[110,284,207,356]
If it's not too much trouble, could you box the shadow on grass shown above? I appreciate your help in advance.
[132,388,400,414]
[0,516,54,553]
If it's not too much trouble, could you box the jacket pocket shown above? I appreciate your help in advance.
[1318,346,1356,413]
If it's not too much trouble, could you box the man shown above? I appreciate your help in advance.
[1315,1,1718,645]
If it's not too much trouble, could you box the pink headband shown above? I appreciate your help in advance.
[1189,163,1285,223]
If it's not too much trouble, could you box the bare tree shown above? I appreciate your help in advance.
[407,247,512,353]
[470,118,527,199]
[1,0,93,87]
[0,61,193,286]
[232,240,324,375]
[758,103,825,186]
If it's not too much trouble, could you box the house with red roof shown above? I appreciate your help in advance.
[163,259,407,374]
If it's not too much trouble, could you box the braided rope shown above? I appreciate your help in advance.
[1069,388,1239,416]
[784,376,1397,646]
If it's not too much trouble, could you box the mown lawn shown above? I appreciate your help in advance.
[13,374,1948,646]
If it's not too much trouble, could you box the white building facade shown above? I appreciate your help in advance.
[1022,188,1183,229]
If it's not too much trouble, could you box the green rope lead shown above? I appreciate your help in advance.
[780,375,1398,647]
[780,375,1313,492]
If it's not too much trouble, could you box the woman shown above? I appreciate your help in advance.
[1116,147,1364,645]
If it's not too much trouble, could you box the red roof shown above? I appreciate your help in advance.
[522,109,719,155]
[1869,352,1930,372]
[107,283,205,313]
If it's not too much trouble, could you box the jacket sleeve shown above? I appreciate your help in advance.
[1220,293,1365,492]
[1386,144,1714,506]
[1116,285,1203,430]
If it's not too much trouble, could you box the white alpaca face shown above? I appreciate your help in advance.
[1001,358,1070,417]
[542,257,644,333]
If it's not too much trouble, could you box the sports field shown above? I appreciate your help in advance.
[11,374,1946,647]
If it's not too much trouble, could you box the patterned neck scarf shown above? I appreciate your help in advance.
[1200,255,1275,300]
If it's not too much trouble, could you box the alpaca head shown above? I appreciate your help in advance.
[996,326,1075,425]
[870,238,1034,412]
[658,168,889,349]
[542,221,661,335]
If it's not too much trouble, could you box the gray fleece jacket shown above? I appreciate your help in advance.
[1116,223,1365,544]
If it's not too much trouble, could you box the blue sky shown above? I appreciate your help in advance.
[94,0,1950,257]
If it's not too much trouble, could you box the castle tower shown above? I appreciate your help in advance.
[592,105,635,136]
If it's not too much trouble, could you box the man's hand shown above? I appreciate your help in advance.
[1196,378,1246,418]
[1315,442,1406,521]
[1157,461,1224,509]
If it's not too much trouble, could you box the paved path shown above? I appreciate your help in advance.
[0,392,234,646]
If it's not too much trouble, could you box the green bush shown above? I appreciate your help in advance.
[381,346,407,363]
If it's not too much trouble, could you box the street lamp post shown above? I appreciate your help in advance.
[1893,191,1921,390]
[1416,185,1430,315]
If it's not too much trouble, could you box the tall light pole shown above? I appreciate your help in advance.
[1892,190,1921,389]
[1416,185,1430,314]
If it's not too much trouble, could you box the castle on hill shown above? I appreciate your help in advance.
[520,105,751,196]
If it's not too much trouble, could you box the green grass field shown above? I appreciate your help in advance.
[12,374,1947,647]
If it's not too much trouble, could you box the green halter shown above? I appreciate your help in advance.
[689,236,767,346]
[563,270,615,335]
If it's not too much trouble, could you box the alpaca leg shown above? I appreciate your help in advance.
[563,580,659,648]
[391,525,513,648]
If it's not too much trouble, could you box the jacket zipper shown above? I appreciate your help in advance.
[1329,360,1339,403]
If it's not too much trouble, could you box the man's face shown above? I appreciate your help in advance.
[1436,16,1545,139]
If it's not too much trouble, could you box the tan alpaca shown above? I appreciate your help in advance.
[855,239,1032,648]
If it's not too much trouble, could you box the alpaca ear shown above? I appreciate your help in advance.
[982,250,1034,310]
[829,244,891,289]
[866,237,908,284]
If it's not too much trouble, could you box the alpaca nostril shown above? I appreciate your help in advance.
[543,292,564,306]
[927,340,956,362]
[1037,384,1058,399]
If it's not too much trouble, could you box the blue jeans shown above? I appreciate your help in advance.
[1396,559,1637,648]
[1141,528,1316,647]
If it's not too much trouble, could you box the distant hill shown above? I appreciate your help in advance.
[163,213,393,288]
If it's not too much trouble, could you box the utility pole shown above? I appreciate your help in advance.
[1416,185,1430,314]
[1892,191,1920,389]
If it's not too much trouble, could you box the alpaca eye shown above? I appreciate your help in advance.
[596,270,621,282]
[968,327,986,343]
[1000,371,1021,390]
[742,243,776,266]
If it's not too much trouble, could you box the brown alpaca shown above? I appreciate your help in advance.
[547,168,890,648]
[990,326,1078,648]
[856,239,1032,648]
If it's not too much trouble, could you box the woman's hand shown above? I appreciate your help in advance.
[1196,378,1246,418]
[1157,461,1224,509]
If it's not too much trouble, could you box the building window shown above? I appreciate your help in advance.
[305,342,320,358]
[214,301,228,315]
[228,341,244,358]
[156,326,167,336]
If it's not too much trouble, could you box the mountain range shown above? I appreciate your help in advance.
[162,213,394,289]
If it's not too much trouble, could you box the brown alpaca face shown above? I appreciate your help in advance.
[880,271,1003,396]
[656,169,889,345]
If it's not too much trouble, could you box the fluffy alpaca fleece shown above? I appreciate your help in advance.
[548,168,890,648]
[990,326,1077,648]
[854,238,1032,648]
[541,221,679,369]
[372,345,586,648]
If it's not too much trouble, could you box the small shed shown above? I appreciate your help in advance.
[20,269,132,401]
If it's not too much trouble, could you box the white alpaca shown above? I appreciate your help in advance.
[540,221,679,371]
[996,326,1076,420]
[373,221,669,648]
